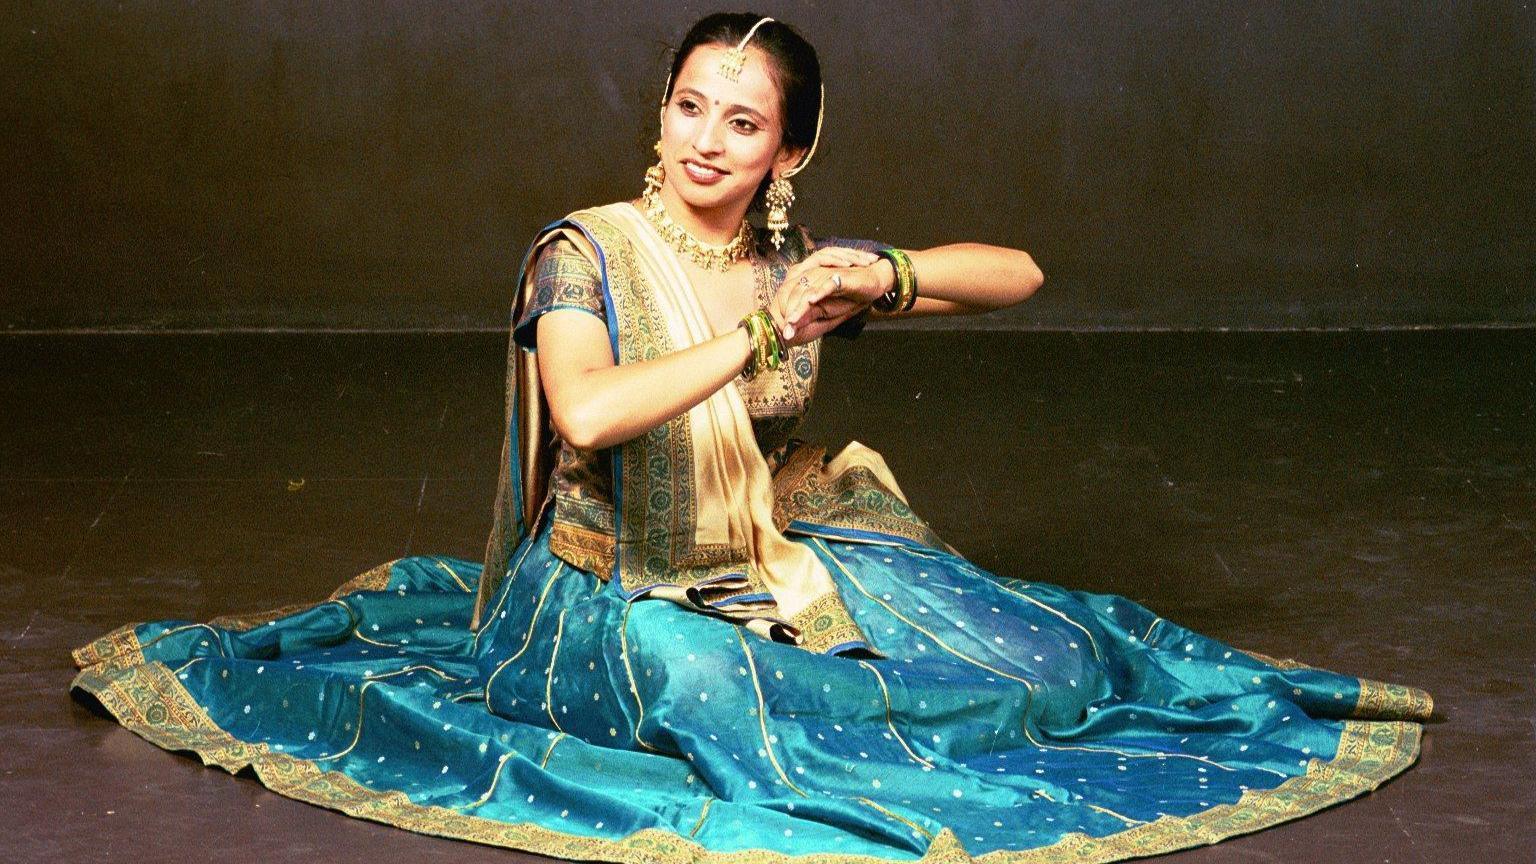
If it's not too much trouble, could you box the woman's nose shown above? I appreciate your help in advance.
[692,114,725,155]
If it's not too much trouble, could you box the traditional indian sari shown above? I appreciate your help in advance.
[71,201,1433,862]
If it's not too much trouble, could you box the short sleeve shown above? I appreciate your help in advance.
[512,238,607,350]
[801,228,893,340]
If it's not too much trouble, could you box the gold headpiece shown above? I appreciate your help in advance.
[717,17,776,82]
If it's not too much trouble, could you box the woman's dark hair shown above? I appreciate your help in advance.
[662,13,822,214]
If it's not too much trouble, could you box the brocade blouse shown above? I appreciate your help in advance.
[510,225,888,569]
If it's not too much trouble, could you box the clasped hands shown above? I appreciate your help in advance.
[766,247,895,346]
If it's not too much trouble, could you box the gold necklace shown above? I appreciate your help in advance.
[640,186,754,272]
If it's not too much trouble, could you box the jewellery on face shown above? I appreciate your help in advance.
[761,82,824,250]
[640,183,753,272]
[872,248,918,313]
[738,308,785,380]
[644,139,665,196]
[764,175,796,250]
[718,17,776,82]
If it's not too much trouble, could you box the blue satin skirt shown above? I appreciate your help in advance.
[71,510,1431,861]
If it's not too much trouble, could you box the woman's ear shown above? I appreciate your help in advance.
[774,143,808,177]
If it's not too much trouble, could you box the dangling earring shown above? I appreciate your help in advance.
[764,174,795,250]
[644,139,665,195]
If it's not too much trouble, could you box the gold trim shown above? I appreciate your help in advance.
[466,752,517,810]
[855,796,935,841]
[988,578,1104,662]
[1236,647,1311,670]
[433,558,473,593]
[857,660,934,770]
[1354,677,1435,722]
[473,534,541,652]
[483,563,566,712]
[539,732,566,769]
[819,539,1272,777]
[617,602,663,752]
[545,609,569,733]
[363,665,463,683]
[71,656,1424,864]
[315,681,378,762]
[689,797,715,838]
[734,629,807,797]
[786,590,868,655]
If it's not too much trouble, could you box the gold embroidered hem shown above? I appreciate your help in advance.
[786,590,875,656]
[70,655,1425,864]
[1354,677,1435,722]
[772,442,947,549]
[547,520,616,577]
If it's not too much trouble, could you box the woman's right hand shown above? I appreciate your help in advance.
[767,246,879,346]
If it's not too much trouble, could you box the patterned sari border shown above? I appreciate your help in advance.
[70,654,1423,864]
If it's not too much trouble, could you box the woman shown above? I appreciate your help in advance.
[71,13,1431,862]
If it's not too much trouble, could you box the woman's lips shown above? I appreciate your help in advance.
[683,160,727,185]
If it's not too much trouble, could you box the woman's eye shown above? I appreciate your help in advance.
[732,119,758,132]
[678,99,699,113]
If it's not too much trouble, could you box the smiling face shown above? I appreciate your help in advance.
[659,43,806,217]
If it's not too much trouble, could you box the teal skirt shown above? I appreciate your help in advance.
[71,510,1431,862]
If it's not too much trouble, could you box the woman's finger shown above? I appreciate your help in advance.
[765,301,795,343]
[787,272,829,324]
[810,247,875,268]
[779,248,873,289]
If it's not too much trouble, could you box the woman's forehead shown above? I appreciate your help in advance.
[675,44,781,121]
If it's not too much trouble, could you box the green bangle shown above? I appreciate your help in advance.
[874,248,918,313]
[761,309,784,370]
[738,316,760,380]
[739,309,783,375]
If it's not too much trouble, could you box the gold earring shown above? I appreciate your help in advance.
[764,175,795,249]
[644,139,665,194]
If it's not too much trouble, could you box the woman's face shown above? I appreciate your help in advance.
[660,43,803,213]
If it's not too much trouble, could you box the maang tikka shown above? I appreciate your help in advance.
[648,16,826,250]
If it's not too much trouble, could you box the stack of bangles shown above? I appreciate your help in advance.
[737,308,784,380]
[873,248,919,313]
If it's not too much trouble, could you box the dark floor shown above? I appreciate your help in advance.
[1,330,1531,862]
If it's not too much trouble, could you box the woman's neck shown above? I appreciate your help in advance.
[657,183,749,245]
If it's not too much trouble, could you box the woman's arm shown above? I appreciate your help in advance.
[778,242,1045,331]
[535,245,878,451]
[535,309,753,451]
[877,243,1045,318]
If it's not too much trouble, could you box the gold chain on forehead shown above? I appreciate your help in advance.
[658,17,825,178]
[717,17,774,82]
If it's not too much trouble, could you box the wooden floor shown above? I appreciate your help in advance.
[3,330,1531,862]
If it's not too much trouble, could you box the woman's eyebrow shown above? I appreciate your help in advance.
[674,86,768,122]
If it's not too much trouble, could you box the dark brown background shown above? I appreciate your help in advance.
[4,1,1533,331]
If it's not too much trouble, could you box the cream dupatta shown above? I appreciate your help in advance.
[599,202,872,652]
